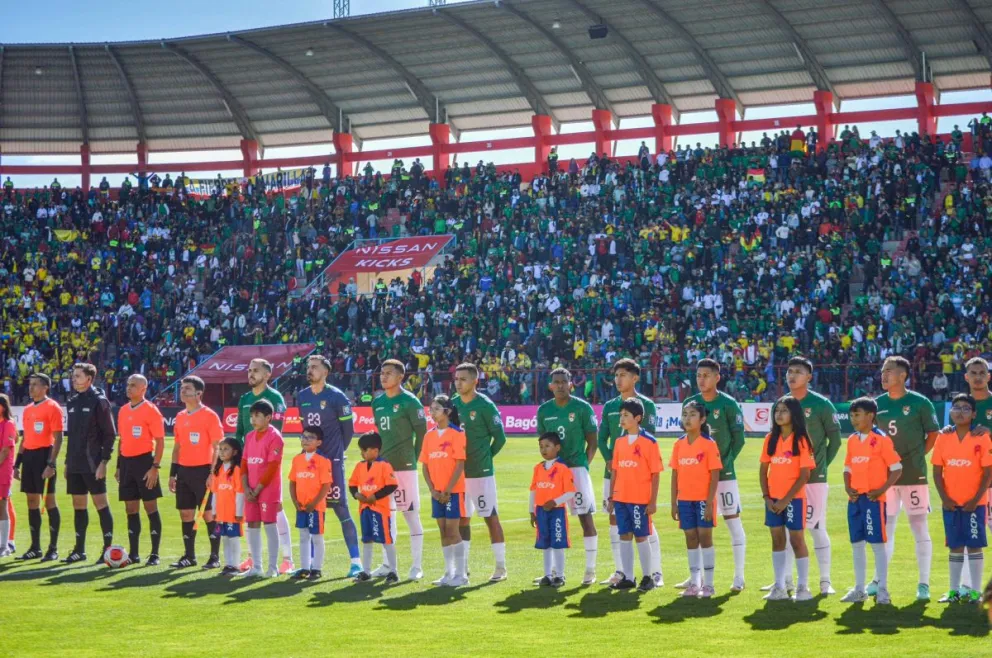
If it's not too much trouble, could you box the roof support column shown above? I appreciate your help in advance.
[813,91,834,153]
[333,132,354,180]
[80,144,91,192]
[715,98,737,149]
[532,114,552,172]
[136,142,149,176]
[592,109,613,158]
[429,123,451,187]
[240,139,260,178]
[915,81,937,140]
[652,103,673,155]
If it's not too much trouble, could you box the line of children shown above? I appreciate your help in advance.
[530,432,575,587]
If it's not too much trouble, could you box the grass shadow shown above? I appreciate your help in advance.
[648,593,733,624]
[0,563,72,582]
[492,584,583,614]
[742,598,829,631]
[563,587,647,619]
[931,603,989,638]
[222,579,317,604]
[374,582,491,611]
[834,600,928,636]
[160,574,258,600]
[96,568,178,591]
[308,580,393,607]
[40,565,119,586]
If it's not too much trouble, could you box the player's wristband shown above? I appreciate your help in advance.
[46,461,56,469]
[14,454,23,469]
[152,463,161,469]
[170,463,180,479]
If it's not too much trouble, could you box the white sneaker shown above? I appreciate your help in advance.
[793,585,813,602]
[675,575,694,590]
[730,577,746,592]
[820,581,836,596]
[652,572,664,588]
[760,580,793,593]
[432,574,452,587]
[408,567,424,581]
[875,587,892,605]
[840,588,868,603]
[682,583,701,597]
[447,575,469,587]
[265,568,280,578]
[699,585,715,598]
[763,586,790,601]
[600,571,623,586]
[370,565,391,578]
[238,567,264,578]
[582,569,597,585]
[489,565,507,582]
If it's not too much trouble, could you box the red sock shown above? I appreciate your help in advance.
[6,498,15,542]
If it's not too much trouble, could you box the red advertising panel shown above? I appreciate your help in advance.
[325,236,453,274]
[190,344,315,383]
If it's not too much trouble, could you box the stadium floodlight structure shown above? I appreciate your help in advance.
[333,0,349,18]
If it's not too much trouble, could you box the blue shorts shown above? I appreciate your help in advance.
[614,501,653,538]
[534,506,570,549]
[328,458,346,508]
[213,521,243,538]
[943,507,988,549]
[678,500,715,530]
[359,507,393,545]
[765,498,805,531]
[296,510,325,535]
[432,492,466,520]
[847,495,887,544]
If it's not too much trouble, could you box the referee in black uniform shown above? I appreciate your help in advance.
[63,363,118,564]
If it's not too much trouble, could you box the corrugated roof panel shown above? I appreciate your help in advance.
[91,139,139,154]
[451,111,533,131]
[827,62,915,83]
[0,139,80,155]
[446,97,532,115]
[730,70,814,91]
[931,55,990,74]
[834,79,916,99]
[253,117,331,133]
[936,71,992,91]
[818,47,908,67]
[349,107,429,125]
[798,17,892,40]
[611,100,654,117]
[353,120,430,140]
[604,86,653,103]
[544,91,596,107]
[738,86,818,107]
[673,94,719,112]
[261,128,335,149]
[146,122,241,138]
[147,136,242,152]
[665,80,717,97]
[554,106,595,122]
[720,58,807,77]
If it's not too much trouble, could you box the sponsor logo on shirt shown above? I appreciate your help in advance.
[804,408,812,418]
[246,456,264,465]
[946,459,973,467]
[189,431,201,445]
[712,410,720,420]
[295,471,317,479]
[429,451,450,459]
[850,456,871,464]
[770,456,793,465]
[536,481,557,489]
[903,406,910,416]
[617,460,639,468]
[568,413,576,422]
[678,457,701,466]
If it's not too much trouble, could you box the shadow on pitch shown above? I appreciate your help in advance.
[742,597,828,631]
[373,582,489,611]
[0,563,73,582]
[222,578,320,605]
[834,600,988,637]
[40,565,119,586]
[308,580,397,607]
[96,568,179,591]
[563,587,646,618]
[491,584,583,614]
[160,574,257,600]
[648,593,732,624]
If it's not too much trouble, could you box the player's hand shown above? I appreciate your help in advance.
[439,492,451,504]
[95,462,107,481]
[845,486,858,501]
[144,468,158,489]
[703,505,713,523]
[245,488,256,502]
[40,467,55,480]
[764,496,776,512]
[205,474,214,490]
[940,424,954,434]
[530,512,537,528]
[941,499,955,512]
[971,424,990,437]
[867,488,886,502]
[114,469,121,484]
[646,502,657,516]
[168,476,177,494]
[235,516,243,523]
[305,503,315,513]
[606,498,614,514]
[964,499,980,513]
[430,489,441,501]
[12,467,20,481]
[671,505,679,522]
[542,500,556,512]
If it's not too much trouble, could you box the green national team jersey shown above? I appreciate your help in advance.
[236,386,286,442]
[452,393,507,478]
[683,391,745,482]
[874,389,939,486]
[536,396,597,469]
[975,393,992,428]
[797,390,842,484]
[597,392,657,478]
[372,389,428,471]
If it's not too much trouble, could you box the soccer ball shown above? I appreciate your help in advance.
[103,545,130,568]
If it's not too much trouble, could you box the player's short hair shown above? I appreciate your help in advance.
[250,358,273,373]
[884,355,912,377]
[965,357,990,371]
[381,359,406,375]
[250,399,274,417]
[28,373,51,389]
[308,354,332,372]
[455,362,479,379]
[787,356,814,374]
[849,397,878,416]
[539,431,561,445]
[951,393,977,413]
[127,374,148,386]
[696,358,720,374]
[181,375,205,393]
[550,367,571,380]
[357,431,382,451]
[73,362,97,379]
[612,358,640,376]
[620,397,645,420]
[302,425,324,441]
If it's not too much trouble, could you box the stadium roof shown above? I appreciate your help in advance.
[2,0,991,155]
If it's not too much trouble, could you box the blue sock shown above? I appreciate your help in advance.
[334,505,360,559]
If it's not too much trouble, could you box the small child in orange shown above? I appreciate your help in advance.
[349,432,399,583]
[530,432,576,587]
[210,438,244,575]
[289,426,333,581]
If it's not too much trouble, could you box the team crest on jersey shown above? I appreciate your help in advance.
[986,409,992,421]
[470,411,477,420]
[320,400,326,409]
[712,410,720,419]
[804,408,812,418]
[902,406,910,416]
[568,413,576,422]
[393,405,400,413]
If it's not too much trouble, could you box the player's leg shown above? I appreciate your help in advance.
[939,507,964,602]
[869,488,901,595]
[63,472,90,562]
[201,493,221,568]
[6,496,15,553]
[262,504,281,575]
[396,471,424,580]
[905,485,932,600]
[602,475,623,585]
[807,483,833,594]
[119,457,141,561]
[719,480,747,592]
[275,508,294,571]
[143,499,162,563]
[698,526,716,595]
[382,513,398,581]
[242,518,264,577]
[91,485,113,558]
[611,503,636,588]
[947,547,966,601]
[632,506,654,590]
[22,492,43,558]
[297,524,312,575]
[44,485,60,560]
[769,525,789,593]
[571,467,598,584]
[329,459,361,575]
[124,499,141,560]
[683,528,701,593]
[309,513,326,579]
[965,545,985,603]
[0,496,8,558]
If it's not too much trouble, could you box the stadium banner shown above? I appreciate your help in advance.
[325,236,453,273]
[185,168,311,197]
[186,343,315,383]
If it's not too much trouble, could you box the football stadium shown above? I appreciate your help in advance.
[2,0,992,655]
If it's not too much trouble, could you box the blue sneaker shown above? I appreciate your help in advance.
[347,563,363,578]
[917,583,930,602]
[865,580,879,596]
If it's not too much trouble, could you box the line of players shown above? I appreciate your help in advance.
[1,354,990,604]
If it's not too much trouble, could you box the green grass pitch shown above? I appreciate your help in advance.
[0,436,988,657]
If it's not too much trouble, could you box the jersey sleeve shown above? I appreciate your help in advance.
[418,432,432,465]
[529,464,540,491]
[821,401,842,467]
[843,437,853,469]
[921,397,940,434]
[484,399,507,456]
[209,411,224,446]
[348,465,359,488]
[562,466,576,493]
[668,441,680,471]
[267,432,284,463]
[536,405,547,435]
[335,392,355,450]
[930,436,946,466]
[759,434,772,463]
[727,398,746,461]
[597,404,612,462]
[648,440,663,474]
[235,394,249,442]
[643,399,658,433]
[581,402,597,435]
[707,440,724,471]
[409,399,428,460]
[49,403,64,432]
[149,405,166,439]
[453,431,466,461]
[289,457,299,483]
[881,437,901,467]
[270,392,287,432]
[799,440,815,469]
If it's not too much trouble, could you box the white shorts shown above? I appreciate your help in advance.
[886,484,930,516]
[465,476,499,518]
[717,480,742,517]
[567,467,596,516]
[602,475,612,515]
[392,470,420,513]
[805,483,828,530]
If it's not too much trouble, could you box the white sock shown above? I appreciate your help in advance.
[583,535,598,571]
[384,543,397,573]
[636,540,652,578]
[796,556,809,589]
[968,551,984,593]
[492,541,506,568]
[463,539,471,573]
[852,541,867,590]
[648,527,662,576]
[610,524,621,572]
[247,527,263,567]
[276,510,292,559]
[871,541,889,589]
[772,550,787,589]
[442,545,454,577]
[688,547,701,587]
[620,539,635,579]
[403,510,424,570]
[264,523,279,572]
[230,536,242,568]
[299,529,312,571]
[909,514,932,586]
[810,527,832,585]
[950,553,965,591]
[784,541,795,585]
[361,543,373,572]
[725,516,746,581]
[0,521,8,552]
[881,515,898,577]
[702,546,715,588]
[312,535,325,570]
[455,541,467,578]
[552,548,565,579]
[543,548,553,578]
[962,552,973,589]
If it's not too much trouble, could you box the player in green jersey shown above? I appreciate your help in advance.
[452,363,508,582]
[536,368,599,585]
[960,357,992,595]
[596,358,662,587]
[869,356,940,601]
[679,359,747,592]
[235,359,293,573]
[371,359,429,581]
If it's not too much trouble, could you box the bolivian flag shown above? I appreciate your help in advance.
[746,168,765,183]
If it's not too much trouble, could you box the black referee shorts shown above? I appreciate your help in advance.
[19,448,56,496]
[175,465,211,510]
[118,453,163,502]
[66,471,107,496]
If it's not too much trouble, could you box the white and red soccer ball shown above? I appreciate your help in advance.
[103,545,130,568]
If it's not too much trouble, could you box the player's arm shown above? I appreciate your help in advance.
[597,417,612,473]
[235,397,247,442]
[728,400,746,463]
[670,467,679,521]
[842,469,857,500]
[648,472,660,515]
[241,456,254,501]
[823,405,842,467]
[411,404,428,461]
[313,479,331,512]
[924,430,939,455]
[422,464,437,496]
[169,437,181,494]
[337,395,355,452]
[932,465,953,510]
[778,466,811,510]
[582,404,598,463]
[529,488,537,526]
[969,466,992,512]
[271,395,286,434]
[289,480,300,511]
[704,468,720,522]
[922,399,940,454]
[759,462,772,507]
[95,397,117,479]
[442,460,465,496]
[643,401,658,434]
[486,404,507,456]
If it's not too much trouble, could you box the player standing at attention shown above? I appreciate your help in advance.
[296,355,361,577]
[210,438,245,575]
[350,432,400,583]
[680,359,747,592]
[420,395,468,587]
[168,376,224,568]
[536,368,599,585]
[959,357,992,593]
[530,432,576,587]
[115,375,166,565]
[235,358,293,574]
[869,356,940,601]
[452,363,508,582]
[289,426,333,581]
[670,401,722,598]
[13,374,63,561]
[239,400,285,578]
[932,394,992,603]
[760,396,815,601]
[597,359,661,587]
[840,397,901,605]
[0,395,15,558]
[372,359,429,580]
[606,398,662,591]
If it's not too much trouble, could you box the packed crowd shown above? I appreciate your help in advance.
[2,119,992,407]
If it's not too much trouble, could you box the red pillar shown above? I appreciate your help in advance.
[714,98,737,148]
[591,109,613,157]
[429,123,451,186]
[915,81,937,139]
[136,142,149,176]
[332,132,353,179]
[239,139,260,178]
[80,144,91,191]
[651,103,673,154]
[813,90,834,153]
[532,114,552,172]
